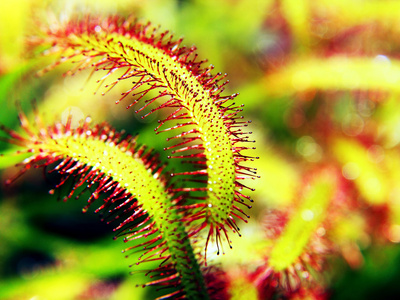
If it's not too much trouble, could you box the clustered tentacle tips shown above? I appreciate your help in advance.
[30,15,257,255]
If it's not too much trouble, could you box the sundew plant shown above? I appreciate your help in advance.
[2,0,400,299]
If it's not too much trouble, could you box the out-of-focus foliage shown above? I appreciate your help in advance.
[2,0,400,299]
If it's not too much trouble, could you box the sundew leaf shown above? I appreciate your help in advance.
[29,14,257,254]
[264,56,400,96]
[0,111,209,299]
[246,171,336,297]
[268,175,333,272]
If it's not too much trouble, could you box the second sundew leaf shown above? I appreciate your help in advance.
[0,113,209,300]
[268,174,334,272]
[30,15,257,252]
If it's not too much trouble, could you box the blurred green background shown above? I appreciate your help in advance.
[2,0,400,299]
